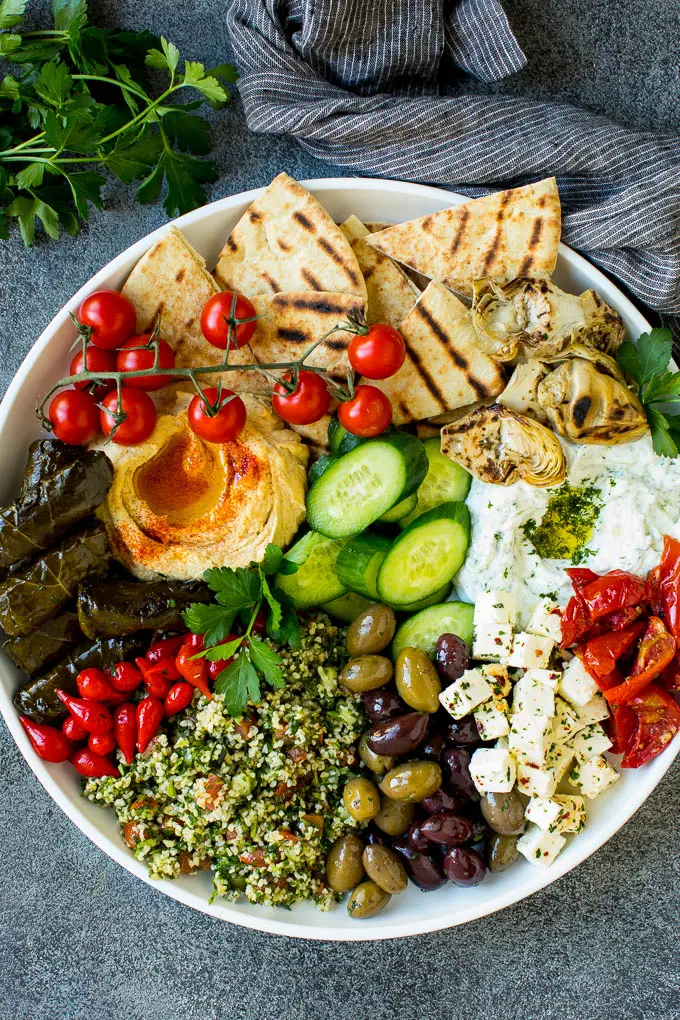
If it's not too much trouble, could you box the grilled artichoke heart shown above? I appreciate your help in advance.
[537,357,648,444]
[472,278,625,362]
[440,404,566,487]
[498,360,550,422]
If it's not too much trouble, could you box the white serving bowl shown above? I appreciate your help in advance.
[1,178,677,941]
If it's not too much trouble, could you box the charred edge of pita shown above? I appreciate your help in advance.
[413,302,502,402]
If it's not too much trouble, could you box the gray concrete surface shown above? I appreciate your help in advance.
[1,2,679,1018]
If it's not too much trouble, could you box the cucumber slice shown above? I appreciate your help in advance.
[400,437,472,528]
[322,591,372,623]
[327,417,368,457]
[392,584,451,613]
[308,454,337,486]
[335,532,391,599]
[306,433,428,539]
[377,502,470,606]
[276,531,346,609]
[378,491,418,524]
[392,601,475,660]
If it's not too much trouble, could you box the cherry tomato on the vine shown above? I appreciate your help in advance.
[116,334,176,390]
[338,384,392,437]
[200,292,257,350]
[271,370,331,426]
[70,346,116,399]
[48,389,100,445]
[100,387,157,446]
[348,323,406,380]
[187,387,247,443]
[78,290,136,350]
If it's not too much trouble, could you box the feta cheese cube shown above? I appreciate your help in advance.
[516,743,574,798]
[474,589,517,628]
[474,698,510,740]
[517,824,566,867]
[508,713,552,765]
[569,755,620,799]
[473,622,514,662]
[525,796,563,831]
[525,794,587,834]
[439,668,493,719]
[482,663,511,697]
[511,675,555,718]
[469,747,517,794]
[552,696,581,745]
[573,693,610,730]
[558,656,599,707]
[568,723,612,763]
[526,599,563,644]
[553,795,587,834]
[507,632,554,669]
[523,668,561,691]
[495,736,509,750]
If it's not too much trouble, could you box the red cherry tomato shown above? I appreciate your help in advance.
[78,290,136,350]
[271,371,331,426]
[338,384,392,437]
[110,661,142,693]
[76,667,116,702]
[116,334,176,390]
[88,731,117,756]
[348,324,406,379]
[70,346,116,399]
[200,291,257,350]
[48,389,100,445]
[187,387,247,443]
[62,716,88,742]
[100,387,157,446]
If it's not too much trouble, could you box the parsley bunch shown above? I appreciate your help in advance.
[182,545,300,717]
[617,328,680,457]
[0,0,237,244]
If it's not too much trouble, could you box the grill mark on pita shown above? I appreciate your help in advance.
[302,269,323,290]
[414,302,499,402]
[517,217,544,276]
[397,398,412,419]
[263,273,281,293]
[324,338,347,352]
[226,236,237,252]
[277,239,291,252]
[496,191,511,218]
[482,226,503,274]
[154,302,165,320]
[278,328,308,344]
[403,346,448,413]
[421,215,433,233]
[278,294,354,315]
[175,268,186,282]
[449,209,470,257]
[249,210,261,223]
[362,266,375,281]
[186,317,195,329]
[293,210,316,233]
[317,237,361,286]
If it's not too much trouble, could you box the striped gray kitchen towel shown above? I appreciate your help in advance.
[227,0,680,336]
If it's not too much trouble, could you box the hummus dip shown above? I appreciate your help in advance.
[98,394,308,580]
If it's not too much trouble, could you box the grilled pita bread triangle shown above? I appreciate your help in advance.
[215,173,367,302]
[340,215,418,327]
[367,282,505,425]
[365,179,561,297]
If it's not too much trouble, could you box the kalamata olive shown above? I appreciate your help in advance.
[398,844,447,891]
[464,812,491,844]
[480,790,526,835]
[343,777,380,821]
[406,821,429,851]
[358,733,396,775]
[366,712,429,757]
[340,655,393,693]
[442,747,478,801]
[362,844,408,894]
[445,715,480,746]
[379,760,442,803]
[395,647,442,714]
[434,633,469,683]
[487,833,519,873]
[442,847,486,886]
[347,880,391,919]
[362,687,407,723]
[373,794,415,836]
[326,834,365,893]
[420,786,465,815]
[346,604,396,656]
[364,823,389,846]
[420,811,473,846]
[420,731,446,761]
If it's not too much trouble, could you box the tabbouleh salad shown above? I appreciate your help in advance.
[84,615,365,909]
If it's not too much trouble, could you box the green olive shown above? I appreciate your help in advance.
[326,834,365,893]
[346,604,396,656]
[379,760,442,803]
[347,880,391,919]
[362,844,407,894]
[373,794,415,836]
[343,777,380,821]
[395,646,442,713]
[339,655,393,693]
[359,733,396,775]
[487,833,519,873]
[480,790,526,835]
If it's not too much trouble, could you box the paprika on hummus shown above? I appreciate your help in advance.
[98,393,308,580]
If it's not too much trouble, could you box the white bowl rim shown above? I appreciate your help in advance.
[1,175,677,942]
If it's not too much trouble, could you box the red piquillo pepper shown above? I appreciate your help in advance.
[136,696,164,753]
[56,689,113,735]
[20,716,72,763]
[71,747,119,778]
[113,702,137,764]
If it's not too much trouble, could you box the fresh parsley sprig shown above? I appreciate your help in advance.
[616,328,680,458]
[182,544,300,717]
[0,0,237,244]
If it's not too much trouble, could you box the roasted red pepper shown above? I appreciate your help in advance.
[56,689,113,735]
[113,702,137,764]
[71,747,119,778]
[164,681,194,718]
[607,703,636,755]
[581,620,647,688]
[110,661,142,693]
[652,536,680,641]
[578,570,652,623]
[136,696,164,753]
[620,684,680,768]
[146,634,187,664]
[605,617,676,704]
[659,655,680,691]
[176,634,212,700]
[20,716,72,763]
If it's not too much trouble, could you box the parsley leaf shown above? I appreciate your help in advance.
[0,0,27,31]
[647,407,678,458]
[637,329,673,383]
[249,637,285,689]
[213,654,261,717]
[617,328,680,458]
[183,603,237,647]
[203,565,261,613]
[201,637,243,662]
